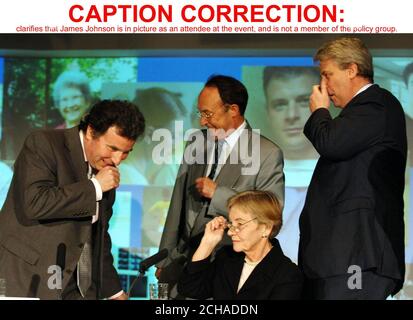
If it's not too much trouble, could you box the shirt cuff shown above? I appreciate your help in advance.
[108,290,125,300]
[90,177,103,201]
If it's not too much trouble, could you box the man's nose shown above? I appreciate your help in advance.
[199,116,208,127]
[112,152,123,166]
[286,102,299,120]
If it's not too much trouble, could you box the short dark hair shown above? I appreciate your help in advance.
[204,75,248,116]
[79,100,145,141]
[403,62,413,87]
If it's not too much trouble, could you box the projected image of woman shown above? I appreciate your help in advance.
[53,70,92,129]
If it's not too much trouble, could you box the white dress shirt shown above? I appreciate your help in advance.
[79,131,124,299]
[206,121,247,179]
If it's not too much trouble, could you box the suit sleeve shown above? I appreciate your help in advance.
[268,257,304,300]
[157,159,189,267]
[255,147,285,209]
[304,103,385,161]
[177,257,216,299]
[177,247,227,299]
[268,273,303,300]
[16,131,97,221]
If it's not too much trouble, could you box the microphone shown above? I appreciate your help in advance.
[139,248,168,274]
[127,249,168,297]
[56,243,66,271]
[27,274,41,298]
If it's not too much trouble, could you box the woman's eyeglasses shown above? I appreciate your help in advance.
[226,217,257,233]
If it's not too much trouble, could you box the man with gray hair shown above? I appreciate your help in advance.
[299,37,407,299]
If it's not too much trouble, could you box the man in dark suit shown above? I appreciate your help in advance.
[0,100,145,300]
[298,37,407,299]
[156,75,285,298]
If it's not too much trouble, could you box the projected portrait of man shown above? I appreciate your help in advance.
[262,66,320,262]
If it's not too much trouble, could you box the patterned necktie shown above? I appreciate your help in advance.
[77,238,92,298]
[202,139,224,217]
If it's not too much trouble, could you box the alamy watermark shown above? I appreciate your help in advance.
[347,265,362,290]
[150,121,261,175]
[47,265,62,290]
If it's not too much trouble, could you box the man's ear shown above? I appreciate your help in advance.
[347,63,359,80]
[229,104,240,116]
[85,126,94,140]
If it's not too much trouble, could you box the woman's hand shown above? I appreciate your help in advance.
[202,216,227,247]
[192,216,227,262]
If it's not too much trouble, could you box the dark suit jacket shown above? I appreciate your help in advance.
[298,84,407,295]
[0,127,121,299]
[177,238,303,300]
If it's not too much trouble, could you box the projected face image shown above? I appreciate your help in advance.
[57,86,89,125]
[265,74,315,155]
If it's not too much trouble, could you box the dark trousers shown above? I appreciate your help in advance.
[303,271,397,300]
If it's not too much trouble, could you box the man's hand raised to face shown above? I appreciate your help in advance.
[310,76,330,113]
[95,166,120,192]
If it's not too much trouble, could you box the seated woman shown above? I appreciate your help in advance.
[177,190,303,300]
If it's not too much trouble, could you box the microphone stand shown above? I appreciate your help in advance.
[127,249,168,298]
[127,270,146,298]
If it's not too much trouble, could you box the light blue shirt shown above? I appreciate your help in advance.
[0,161,12,209]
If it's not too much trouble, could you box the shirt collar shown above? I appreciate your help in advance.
[354,83,373,98]
[79,130,88,163]
[224,120,247,149]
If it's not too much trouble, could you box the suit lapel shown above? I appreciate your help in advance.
[222,251,246,295]
[188,129,210,179]
[237,240,284,296]
[214,124,253,186]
